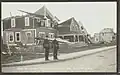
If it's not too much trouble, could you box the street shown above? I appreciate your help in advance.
[2,47,116,72]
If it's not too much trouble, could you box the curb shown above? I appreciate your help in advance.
[2,46,116,67]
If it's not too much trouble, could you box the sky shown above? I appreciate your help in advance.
[1,2,117,36]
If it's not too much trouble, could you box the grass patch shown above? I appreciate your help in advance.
[2,43,116,64]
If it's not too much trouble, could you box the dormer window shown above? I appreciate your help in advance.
[45,19,51,27]
[11,18,16,27]
[41,20,45,27]
[25,17,29,26]
[47,19,51,27]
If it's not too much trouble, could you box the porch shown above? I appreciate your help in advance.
[58,34,85,43]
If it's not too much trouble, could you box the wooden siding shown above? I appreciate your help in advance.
[3,19,11,31]
[3,16,55,30]
[15,17,25,29]
[57,27,70,34]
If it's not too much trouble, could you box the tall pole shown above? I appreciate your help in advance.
[10,12,12,17]
[7,41,11,56]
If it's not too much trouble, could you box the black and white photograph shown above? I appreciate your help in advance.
[1,2,117,72]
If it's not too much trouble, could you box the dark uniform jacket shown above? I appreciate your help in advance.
[43,39,50,49]
[52,39,59,50]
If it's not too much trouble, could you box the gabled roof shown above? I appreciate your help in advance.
[54,16,60,21]
[58,17,73,27]
[34,5,54,20]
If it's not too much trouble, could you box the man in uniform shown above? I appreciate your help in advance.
[52,37,59,60]
[43,36,50,61]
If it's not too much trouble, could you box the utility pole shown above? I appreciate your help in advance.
[7,41,11,56]
[10,12,12,17]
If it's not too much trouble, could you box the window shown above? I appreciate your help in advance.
[11,18,16,27]
[38,32,46,38]
[26,32,31,37]
[9,32,14,42]
[49,33,54,38]
[25,32,32,43]
[25,17,30,26]
[15,32,21,42]
[41,20,45,27]
[46,19,51,27]
[112,36,115,40]
[51,23,54,27]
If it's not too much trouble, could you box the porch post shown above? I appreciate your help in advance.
[62,36,64,39]
[78,35,80,42]
[74,35,75,42]
[83,35,86,42]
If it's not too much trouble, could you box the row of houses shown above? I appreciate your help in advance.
[2,5,92,46]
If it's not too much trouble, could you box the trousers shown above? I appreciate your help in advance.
[44,48,49,60]
[53,48,58,59]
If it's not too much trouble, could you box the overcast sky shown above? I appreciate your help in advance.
[2,2,116,36]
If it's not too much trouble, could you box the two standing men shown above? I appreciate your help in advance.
[43,36,59,61]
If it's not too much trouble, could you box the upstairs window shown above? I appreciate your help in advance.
[48,19,51,27]
[25,17,30,26]
[11,18,16,27]
[9,32,14,42]
[15,32,21,42]
[41,20,45,27]
[46,19,51,27]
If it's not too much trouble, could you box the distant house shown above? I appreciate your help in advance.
[93,33,100,43]
[2,6,59,46]
[94,28,116,43]
[57,17,92,44]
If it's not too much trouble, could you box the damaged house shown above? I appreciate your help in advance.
[58,17,92,44]
[2,6,59,46]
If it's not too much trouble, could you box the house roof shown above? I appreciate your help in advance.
[2,16,22,21]
[54,16,60,21]
[100,28,114,33]
[34,5,54,20]
[58,17,73,27]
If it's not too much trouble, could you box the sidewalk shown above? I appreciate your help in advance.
[2,45,116,67]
